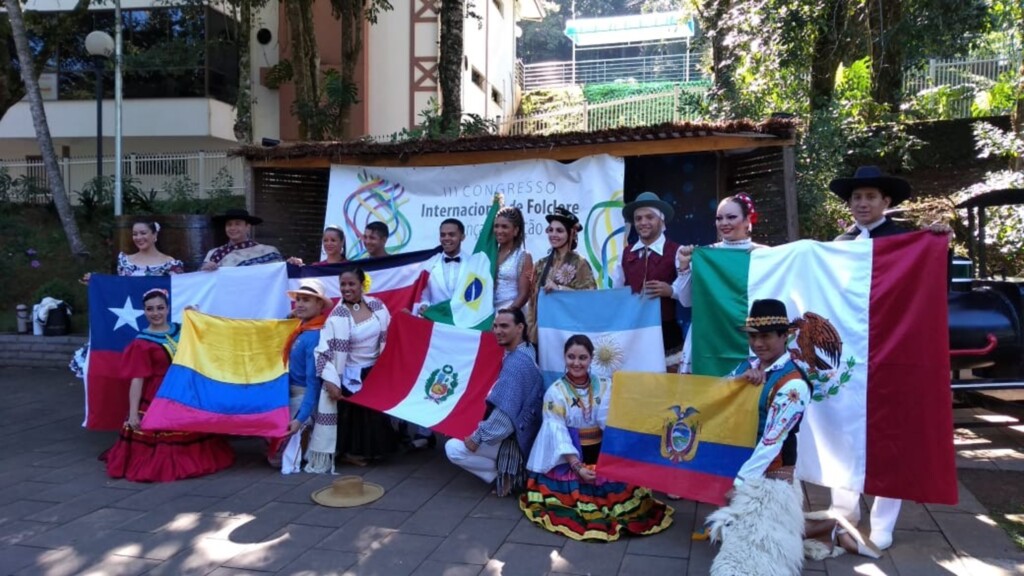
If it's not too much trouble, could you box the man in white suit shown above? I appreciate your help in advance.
[417,218,468,315]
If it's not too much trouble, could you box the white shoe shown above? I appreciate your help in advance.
[870,532,893,551]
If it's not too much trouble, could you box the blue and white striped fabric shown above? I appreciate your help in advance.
[536,288,665,387]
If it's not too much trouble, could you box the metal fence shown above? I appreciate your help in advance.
[502,86,705,135]
[903,55,1020,118]
[0,151,245,205]
[521,52,708,91]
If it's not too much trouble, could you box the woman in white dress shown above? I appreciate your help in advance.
[308,268,397,472]
[493,206,534,313]
[674,194,766,373]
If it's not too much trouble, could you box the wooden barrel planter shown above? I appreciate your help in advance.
[115,215,221,272]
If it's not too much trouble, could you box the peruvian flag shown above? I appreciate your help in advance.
[355,313,504,438]
[288,248,438,315]
[690,232,957,504]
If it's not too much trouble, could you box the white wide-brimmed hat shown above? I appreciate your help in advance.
[285,278,334,309]
[310,476,385,508]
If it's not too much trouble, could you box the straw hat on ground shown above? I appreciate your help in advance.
[311,476,385,508]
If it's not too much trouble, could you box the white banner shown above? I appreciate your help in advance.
[326,155,627,286]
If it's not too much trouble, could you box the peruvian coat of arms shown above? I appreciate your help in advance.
[787,312,857,402]
[424,365,459,404]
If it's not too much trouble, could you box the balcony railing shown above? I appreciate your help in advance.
[521,52,708,91]
[0,151,245,205]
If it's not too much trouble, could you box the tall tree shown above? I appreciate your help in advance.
[866,0,903,112]
[284,0,321,139]
[331,0,393,139]
[438,0,464,134]
[3,0,88,257]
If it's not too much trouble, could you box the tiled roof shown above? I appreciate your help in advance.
[237,118,798,162]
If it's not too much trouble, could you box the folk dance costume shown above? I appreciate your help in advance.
[203,239,283,267]
[526,250,596,344]
[494,247,528,311]
[520,376,673,541]
[267,313,327,467]
[446,341,544,496]
[673,238,765,373]
[706,351,810,575]
[308,297,397,473]
[417,250,467,310]
[101,324,235,482]
[116,252,184,276]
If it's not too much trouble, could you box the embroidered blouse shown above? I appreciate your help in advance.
[117,252,184,276]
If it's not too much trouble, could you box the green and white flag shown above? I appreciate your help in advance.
[423,195,501,330]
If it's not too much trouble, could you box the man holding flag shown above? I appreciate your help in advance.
[416,218,468,316]
[827,166,952,552]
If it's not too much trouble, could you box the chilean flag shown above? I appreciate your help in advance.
[288,248,438,315]
[355,313,504,438]
[689,232,957,504]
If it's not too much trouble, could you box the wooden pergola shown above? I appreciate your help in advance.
[236,119,799,263]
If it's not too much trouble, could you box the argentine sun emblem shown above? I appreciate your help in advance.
[424,365,459,404]
[661,405,701,463]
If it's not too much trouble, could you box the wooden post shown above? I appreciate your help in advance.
[782,145,799,241]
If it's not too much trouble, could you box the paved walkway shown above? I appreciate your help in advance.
[1,367,1022,575]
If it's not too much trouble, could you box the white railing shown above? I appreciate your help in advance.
[903,55,1020,118]
[0,151,245,204]
[502,86,706,135]
[521,52,708,91]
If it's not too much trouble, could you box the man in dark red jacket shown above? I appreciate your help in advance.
[612,192,682,367]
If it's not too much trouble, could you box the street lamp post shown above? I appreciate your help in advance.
[84,31,114,186]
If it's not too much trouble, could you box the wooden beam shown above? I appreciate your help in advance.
[781,145,799,241]
[248,134,796,170]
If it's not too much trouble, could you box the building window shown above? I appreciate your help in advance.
[491,86,504,107]
[471,67,486,91]
[492,0,504,17]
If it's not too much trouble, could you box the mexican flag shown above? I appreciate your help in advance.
[358,313,503,438]
[690,232,957,504]
[423,195,501,329]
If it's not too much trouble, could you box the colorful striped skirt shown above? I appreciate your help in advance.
[519,465,673,541]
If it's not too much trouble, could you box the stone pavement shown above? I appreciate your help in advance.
[1,367,1022,576]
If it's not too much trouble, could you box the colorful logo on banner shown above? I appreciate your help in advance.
[583,190,626,288]
[343,170,413,258]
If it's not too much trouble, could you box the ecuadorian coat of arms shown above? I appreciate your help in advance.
[788,311,857,402]
[424,365,459,404]
[661,405,701,463]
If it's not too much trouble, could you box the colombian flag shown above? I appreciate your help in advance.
[141,310,298,436]
[597,373,763,506]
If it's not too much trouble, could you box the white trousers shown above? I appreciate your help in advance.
[830,487,902,538]
[445,438,501,484]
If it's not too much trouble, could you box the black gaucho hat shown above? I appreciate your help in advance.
[828,166,912,207]
[213,208,263,226]
[545,206,582,231]
[739,299,792,333]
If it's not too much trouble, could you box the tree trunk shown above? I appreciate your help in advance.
[438,0,464,135]
[4,0,88,257]
[285,0,321,140]
[809,0,854,111]
[339,1,362,139]
[703,0,738,117]
[234,0,254,143]
[866,0,904,113]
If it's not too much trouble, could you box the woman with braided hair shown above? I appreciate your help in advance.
[674,194,766,374]
[493,205,534,312]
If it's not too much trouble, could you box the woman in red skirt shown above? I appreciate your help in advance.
[101,288,235,482]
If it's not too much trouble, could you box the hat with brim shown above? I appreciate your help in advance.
[828,166,912,207]
[213,208,263,226]
[311,476,385,508]
[623,191,674,223]
[545,206,582,231]
[738,299,792,333]
[286,278,334,309]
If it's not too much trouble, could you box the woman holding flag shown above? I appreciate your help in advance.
[101,288,235,482]
[520,334,673,541]
[309,268,397,471]
[526,208,597,344]
[674,194,765,373]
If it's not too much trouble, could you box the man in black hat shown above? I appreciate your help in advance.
[201,209,283,270]
[611,192,683,366]
[827,166,949,551]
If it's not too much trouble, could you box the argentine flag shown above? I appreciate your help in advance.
[424,195,501,330]
[536,288,665,387]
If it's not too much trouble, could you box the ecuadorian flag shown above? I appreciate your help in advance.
[598,373,763,505]
[141,310,298,436]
